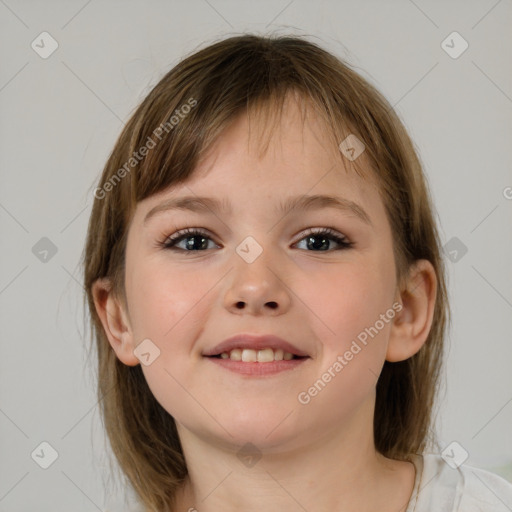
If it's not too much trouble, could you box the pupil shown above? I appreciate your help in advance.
[307,235,329,251]
[183,234,331,251]
[186,236,208,250]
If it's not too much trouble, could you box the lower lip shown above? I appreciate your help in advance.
[205,357,308,376]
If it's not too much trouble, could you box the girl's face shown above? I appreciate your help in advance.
[121,98,399,451]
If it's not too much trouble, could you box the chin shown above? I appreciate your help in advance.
[210,406,309,452]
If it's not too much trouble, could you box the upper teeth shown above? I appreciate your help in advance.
[219,348,295,362]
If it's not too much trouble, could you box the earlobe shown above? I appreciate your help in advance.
[91,278,140,366]
[386,260,437,362]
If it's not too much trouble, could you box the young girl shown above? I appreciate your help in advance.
[83,34,512,511]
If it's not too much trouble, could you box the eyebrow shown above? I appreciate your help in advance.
[143,194,372,226]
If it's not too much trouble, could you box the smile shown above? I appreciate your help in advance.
[217,347,298,362]
[204,350,309,376]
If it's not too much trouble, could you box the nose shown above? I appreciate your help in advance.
[223,245,292,316]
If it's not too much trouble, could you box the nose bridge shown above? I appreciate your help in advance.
[223,233,290,315]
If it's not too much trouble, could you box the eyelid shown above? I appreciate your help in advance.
[162,226,349,243]
[162,227,218,246]
[160,226,353,252]
[293,226,349,243]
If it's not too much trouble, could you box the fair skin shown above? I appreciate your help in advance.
[93,95,437,512]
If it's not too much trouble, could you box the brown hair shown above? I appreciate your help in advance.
[82,34,449,511]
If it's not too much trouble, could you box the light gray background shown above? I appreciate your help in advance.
[1,0,511,510]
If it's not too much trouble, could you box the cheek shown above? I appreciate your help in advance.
[127,258,210,341]
[294,264,396,422]
[128,261,217,419]
[304,259,395,344]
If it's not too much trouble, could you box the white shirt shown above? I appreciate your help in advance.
[406,453,512,511]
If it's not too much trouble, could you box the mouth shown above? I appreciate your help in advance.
[208,347,306,362]
[202,334,310,376]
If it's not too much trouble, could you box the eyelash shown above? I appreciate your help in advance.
[159,227,353,253]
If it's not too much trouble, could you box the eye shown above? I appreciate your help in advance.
[160,228,218,252]
[293,228,353,251]
[160,227,352,253]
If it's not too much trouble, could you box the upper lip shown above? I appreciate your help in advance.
[203,334,309,357]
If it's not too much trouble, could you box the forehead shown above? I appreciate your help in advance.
[186,96,376,198]
[198,92,364,177]
[134,93,385,227]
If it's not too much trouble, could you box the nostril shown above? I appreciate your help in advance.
[233,301,278,309]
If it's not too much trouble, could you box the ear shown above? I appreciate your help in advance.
[91,278,139,366]
[386,259,437,362]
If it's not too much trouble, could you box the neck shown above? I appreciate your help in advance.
[172,397,416,512]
